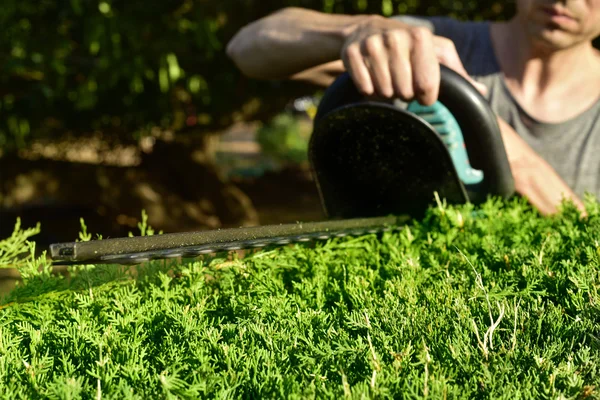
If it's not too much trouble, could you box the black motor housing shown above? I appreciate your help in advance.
[309,65,514,219]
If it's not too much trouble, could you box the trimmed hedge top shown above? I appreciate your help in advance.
[1,196,599,398]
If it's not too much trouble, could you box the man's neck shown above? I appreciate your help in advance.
[490,18,600,122]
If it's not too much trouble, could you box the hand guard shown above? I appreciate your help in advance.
[407,100,484,186]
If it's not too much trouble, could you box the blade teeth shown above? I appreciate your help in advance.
[181,248,215,256]
[197,249,215,255]
[129,256,150,263]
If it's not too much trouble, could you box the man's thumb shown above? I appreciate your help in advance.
[439,59,488,97]
[433,38,488,97]
[467,78,489,97]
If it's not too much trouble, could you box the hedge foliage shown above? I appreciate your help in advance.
[1,0,518,150]
[1,196,599,398]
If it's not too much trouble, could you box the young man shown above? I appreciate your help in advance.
[226,1,600,215]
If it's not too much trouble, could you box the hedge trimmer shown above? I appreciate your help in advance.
[50,66,514,265]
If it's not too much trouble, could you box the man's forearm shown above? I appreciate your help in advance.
[226,8,361,79]
[496,117,586,215]
[289,60,345,86]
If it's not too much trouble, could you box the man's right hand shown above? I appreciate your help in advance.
[340,15,487,105]
[227,8,487,105]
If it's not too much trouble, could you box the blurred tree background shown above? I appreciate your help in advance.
[0,0,522,150]
[1,0,598,246]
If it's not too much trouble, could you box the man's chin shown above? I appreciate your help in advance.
[529,26,579,50]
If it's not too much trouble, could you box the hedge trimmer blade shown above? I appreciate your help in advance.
[50,215,408,265]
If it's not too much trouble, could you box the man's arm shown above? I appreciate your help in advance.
[226,8,359,80]
[227,7,445,105]
[289,60,345,87]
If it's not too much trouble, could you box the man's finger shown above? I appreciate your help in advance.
[362,35,393,98]
[385,30,414,100]
[343,43,374,95]
[409,27,439,105]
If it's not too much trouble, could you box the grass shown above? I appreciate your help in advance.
[0,196,599,399]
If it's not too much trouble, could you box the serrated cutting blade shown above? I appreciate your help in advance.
[50,215,408,265]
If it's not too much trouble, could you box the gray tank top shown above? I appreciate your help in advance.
[393,16,600,198]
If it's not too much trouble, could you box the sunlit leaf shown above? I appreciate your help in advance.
[98,2,111,14]
[166,53,181,81]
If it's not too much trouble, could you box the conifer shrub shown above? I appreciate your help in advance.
[1,197,599,398]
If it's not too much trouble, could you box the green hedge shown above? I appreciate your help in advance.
[1,197,599,397]
[1,0,517,150]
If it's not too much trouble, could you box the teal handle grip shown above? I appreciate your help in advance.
[407,101,483,186]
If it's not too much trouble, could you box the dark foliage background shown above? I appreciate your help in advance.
[1,0,518,151]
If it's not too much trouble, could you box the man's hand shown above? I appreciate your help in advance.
[340,15,487,103]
